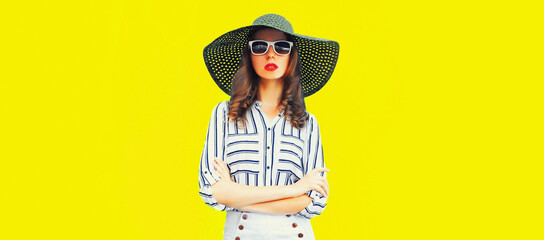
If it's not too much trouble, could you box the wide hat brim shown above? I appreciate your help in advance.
[203,14,340,97]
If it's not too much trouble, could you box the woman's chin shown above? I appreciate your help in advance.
[257,73,285,81]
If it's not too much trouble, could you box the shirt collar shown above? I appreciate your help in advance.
[254,100,285,116]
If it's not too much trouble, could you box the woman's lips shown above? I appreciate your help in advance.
[265,63,278,71]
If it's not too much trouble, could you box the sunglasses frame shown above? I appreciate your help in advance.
[248,40,294,56]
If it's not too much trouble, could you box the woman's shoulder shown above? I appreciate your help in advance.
[304,111,317,123]
[206,100,230,118]
[211,100,229,111]
[301,111,319,133]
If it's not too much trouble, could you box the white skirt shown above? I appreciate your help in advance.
[223,211,316,240]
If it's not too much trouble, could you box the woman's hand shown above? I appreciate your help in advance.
[212,157,233,182]
[290,168,330,198]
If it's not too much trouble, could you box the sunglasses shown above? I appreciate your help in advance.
[248,40,293,56]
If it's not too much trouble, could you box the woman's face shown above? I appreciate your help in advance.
[250,28,291,81]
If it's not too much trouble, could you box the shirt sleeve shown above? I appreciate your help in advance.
[198,101,235,211]
[295,113,328,219]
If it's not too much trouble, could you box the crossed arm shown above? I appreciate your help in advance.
[237,194,313,214]
[210,157,326,214]
[211,180,313,214]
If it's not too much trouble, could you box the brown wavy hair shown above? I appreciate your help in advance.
[226,27,309,130]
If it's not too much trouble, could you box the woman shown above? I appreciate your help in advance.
[199,13,340,240]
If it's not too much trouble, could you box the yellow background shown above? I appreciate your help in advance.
[2,0,543,239]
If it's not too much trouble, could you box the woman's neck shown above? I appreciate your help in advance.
[257,78,284,106]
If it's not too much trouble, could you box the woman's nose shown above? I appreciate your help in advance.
[266,45,276,58]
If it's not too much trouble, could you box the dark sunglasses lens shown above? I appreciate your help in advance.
[274,41,291,55]
[251,41,268,54]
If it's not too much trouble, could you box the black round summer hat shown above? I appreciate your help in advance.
[203,13,340,97]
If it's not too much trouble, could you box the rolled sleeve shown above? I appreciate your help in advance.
[198,101,234,211]
[296,114,328,219]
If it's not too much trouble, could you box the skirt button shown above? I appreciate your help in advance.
[286,214,291,217]
[238,225,244,230]
[298,233,304,238]
[292,223,297,228]
[242,214,248,220]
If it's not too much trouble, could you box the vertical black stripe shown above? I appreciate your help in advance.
[257,109,268,186]
[214,103,219,159]
[305,117,313,174]
[282,118,286,135]
[250,107,257,134]
[245,172,249,185]
[270,119,279,186]
[313,122,319,175]
[222,102,226,160]
[291,122,293,136]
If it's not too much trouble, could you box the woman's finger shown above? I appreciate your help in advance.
[320,181,329,197]
[218,158,230,173]
[211,162,217,175]
[211,162,222,178]
[214,158,232,181]
[214,158,226,171]
[212,161,222,176]
[213,161,227,179]
[310,168,330,175]
[213,158,225,173]
[318,178,329,194]
[323,181,329,196]
[314,184,327,197]
[315,179,328,196]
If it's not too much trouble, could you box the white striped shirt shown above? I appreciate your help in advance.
[198,100,327,219]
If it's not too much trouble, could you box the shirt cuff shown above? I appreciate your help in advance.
[308,190,325,200]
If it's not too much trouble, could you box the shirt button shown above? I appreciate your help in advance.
[298,233,304,238]
[204,171,208,174]
[235,237,240,240]
[242,214,247,220]
[238,225,244,230]
[267,146,270,149]
[286,214,291,217]
[266,166,270,169]
[292,223,297,228]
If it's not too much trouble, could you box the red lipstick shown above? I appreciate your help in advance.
[265,63,278,71]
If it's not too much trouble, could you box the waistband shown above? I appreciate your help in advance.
[226,210,309,222]
[224,211,314,240]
